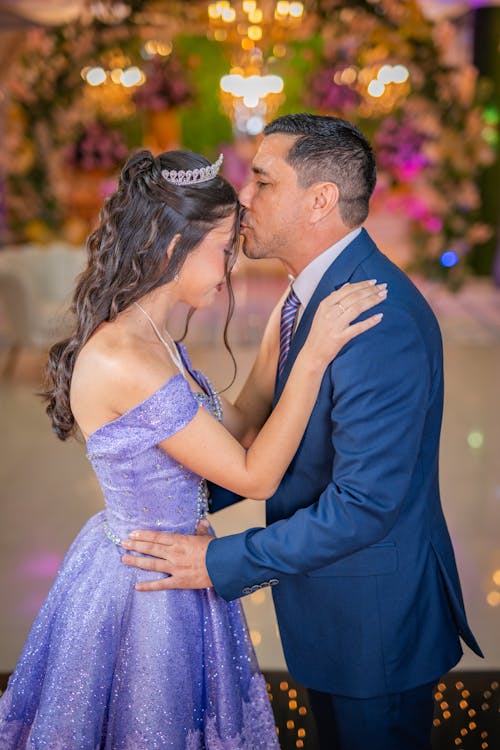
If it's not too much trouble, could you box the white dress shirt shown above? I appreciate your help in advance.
[291,226,362,328]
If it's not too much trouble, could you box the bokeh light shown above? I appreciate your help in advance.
[467,431,484,449]
[440,251,459,268]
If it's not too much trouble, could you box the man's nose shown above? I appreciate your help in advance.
[239,180,252,208]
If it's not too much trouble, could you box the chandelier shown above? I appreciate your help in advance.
[208,1,305,57]
[80,48,147,119]
[207,1,307,133]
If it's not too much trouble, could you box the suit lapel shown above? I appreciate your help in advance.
[274,229,379,403]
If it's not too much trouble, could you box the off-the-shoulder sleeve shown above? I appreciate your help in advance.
[87,374,199,457]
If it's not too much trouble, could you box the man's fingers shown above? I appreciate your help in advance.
[134,576,211,591]
[135,577,177,592]
[128,530,177,545]
[134,574,212,592]
[121,532,213,590]
[196,520,213,537]
[122,553,172,573]
[122,539,172,558]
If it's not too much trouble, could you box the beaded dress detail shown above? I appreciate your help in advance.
[0,342,278,749]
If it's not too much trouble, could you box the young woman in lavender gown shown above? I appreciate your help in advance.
[0,148,386,749]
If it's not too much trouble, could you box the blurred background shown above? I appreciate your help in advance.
[0,1,499,747]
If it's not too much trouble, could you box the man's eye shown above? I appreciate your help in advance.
[256,181,268,188]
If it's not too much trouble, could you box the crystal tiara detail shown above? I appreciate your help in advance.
[161,154,224,186]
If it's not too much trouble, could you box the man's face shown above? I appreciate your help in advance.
[239,133,308,264]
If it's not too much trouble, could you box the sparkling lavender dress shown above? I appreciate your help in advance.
[0,345,278,749]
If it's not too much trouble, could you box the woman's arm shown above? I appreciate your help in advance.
[161,281,385,499]
[217,292,283,446]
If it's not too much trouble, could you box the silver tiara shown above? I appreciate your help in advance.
[161,154,224,186]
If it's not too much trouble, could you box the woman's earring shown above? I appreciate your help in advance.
[174,273,179,282]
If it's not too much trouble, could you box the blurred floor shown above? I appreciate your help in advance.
[0,273,499,677]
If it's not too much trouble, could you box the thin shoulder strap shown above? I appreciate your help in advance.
[134,302,186,377]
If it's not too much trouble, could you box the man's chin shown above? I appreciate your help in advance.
[242,237,264,260]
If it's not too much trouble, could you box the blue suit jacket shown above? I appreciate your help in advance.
[206,229,482,698]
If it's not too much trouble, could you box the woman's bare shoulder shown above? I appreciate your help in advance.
[73,322,141,385]
[70,321,177,434]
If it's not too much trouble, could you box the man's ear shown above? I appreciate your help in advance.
[309,182,340,224]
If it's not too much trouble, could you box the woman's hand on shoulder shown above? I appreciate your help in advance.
[302,280,387,369]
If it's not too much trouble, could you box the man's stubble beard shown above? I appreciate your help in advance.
[241,234,267,260]
[241,231,282,261]
[242,245,266,260]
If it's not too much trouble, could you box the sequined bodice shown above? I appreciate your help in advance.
[86,345,222,543]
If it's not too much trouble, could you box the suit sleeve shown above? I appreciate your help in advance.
[207,483,245,513]
[206,305,432,601]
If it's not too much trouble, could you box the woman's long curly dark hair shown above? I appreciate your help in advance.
[43,149,240,441]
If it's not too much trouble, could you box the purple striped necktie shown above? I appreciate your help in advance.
[278,286,301,379]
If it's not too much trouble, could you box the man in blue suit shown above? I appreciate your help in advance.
[123,114,482,748]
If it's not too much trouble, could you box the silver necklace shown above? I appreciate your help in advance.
[134,302,186,377]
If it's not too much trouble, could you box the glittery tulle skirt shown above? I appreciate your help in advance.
[0,512,278,749]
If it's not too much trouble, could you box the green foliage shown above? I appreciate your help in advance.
[175,35,233,155]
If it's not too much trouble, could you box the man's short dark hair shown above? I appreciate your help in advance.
[264,113,376,226]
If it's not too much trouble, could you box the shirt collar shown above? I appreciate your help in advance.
[292,227,362,309]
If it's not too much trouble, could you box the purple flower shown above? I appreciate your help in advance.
[133,57,192,112]
[385,193,443,234]
[375,117,430,182]
[65,122,128,171]
[307,66,361,114]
